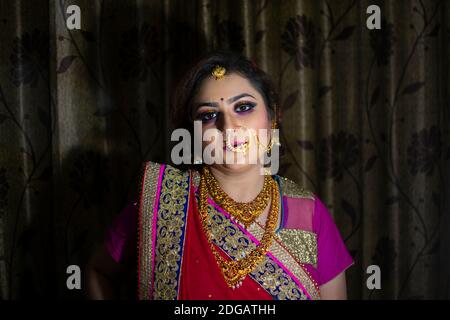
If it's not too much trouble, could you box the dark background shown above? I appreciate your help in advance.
[0,0,449,299]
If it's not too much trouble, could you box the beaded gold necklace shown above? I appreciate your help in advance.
[202,166,271,228]
[198,168,280,289]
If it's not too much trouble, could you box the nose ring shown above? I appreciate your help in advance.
[224,126,250,153]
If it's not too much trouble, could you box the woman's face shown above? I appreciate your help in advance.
[192,72,271,172]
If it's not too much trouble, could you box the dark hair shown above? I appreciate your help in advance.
[170,50,280,133]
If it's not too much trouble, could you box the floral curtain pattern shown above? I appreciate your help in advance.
[0,0,449,299]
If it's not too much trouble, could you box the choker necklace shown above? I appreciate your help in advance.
[198,169,279,289]
[202,166,271,228]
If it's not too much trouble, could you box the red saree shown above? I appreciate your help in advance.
[105,161,353,300]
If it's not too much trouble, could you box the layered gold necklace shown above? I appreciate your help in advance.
[202,166,272,228]
[198,166,279,289]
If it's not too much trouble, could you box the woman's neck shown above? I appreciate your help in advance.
[208,165,265,203]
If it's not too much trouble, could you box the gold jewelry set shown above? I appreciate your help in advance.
[198,166,280,289]
[202,165,272,228]
[195,65,280,288]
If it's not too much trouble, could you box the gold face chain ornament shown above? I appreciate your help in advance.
[253,105,281,153]
[198,167,280,289]
[202,166,271,228]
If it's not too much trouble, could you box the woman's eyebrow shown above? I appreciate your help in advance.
[226,93,256,104]
[193,93,256,111]
[193,101,219,110]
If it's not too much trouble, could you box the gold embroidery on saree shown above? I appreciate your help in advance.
[152,165,190,300]
[138,161,161,300]
[249,222,320,300]
[279,176,315,199]
[208,203,311,300]
[278,229,317,267]
[253,262,307,300]
[192,169,200,188]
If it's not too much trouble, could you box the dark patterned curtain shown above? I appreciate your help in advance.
[0,0,449,299]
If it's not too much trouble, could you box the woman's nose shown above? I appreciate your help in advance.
[216,109,236,133]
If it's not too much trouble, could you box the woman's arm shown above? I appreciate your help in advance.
[85,201,138,299]
[319,270,348,300]
[84,244,125,299]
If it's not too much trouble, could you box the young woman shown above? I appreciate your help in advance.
[85,51,354,300]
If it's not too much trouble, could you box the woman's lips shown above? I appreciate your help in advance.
[223,140,248,150]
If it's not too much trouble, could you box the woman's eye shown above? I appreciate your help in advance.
[235,102,255,113]
[197,111,218,122]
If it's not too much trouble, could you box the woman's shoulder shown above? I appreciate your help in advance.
[276,175,316,201]
[276,175,318,267]
[277,175,342,235]
[142,160,192,175]
[276,175,321,231]
[140,161,193,182]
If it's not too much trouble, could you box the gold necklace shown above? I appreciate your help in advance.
[198,170,279,289]
[202,166,271,228]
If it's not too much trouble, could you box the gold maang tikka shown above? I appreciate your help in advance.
[212,65,226,80]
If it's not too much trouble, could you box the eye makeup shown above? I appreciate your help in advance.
[193,100,257,123]
[195,109,218,122]
[234,100,256,113]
